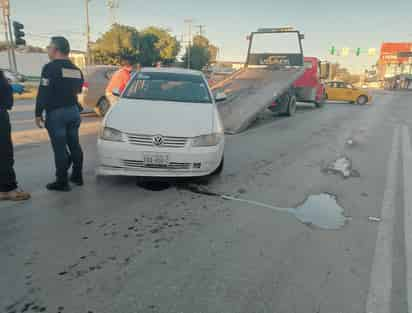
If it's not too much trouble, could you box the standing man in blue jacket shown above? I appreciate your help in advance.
[35,36,84,191]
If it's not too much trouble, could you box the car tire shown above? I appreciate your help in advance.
[95,97,111,117]
[286,95,297,116]
[356,95,368,105]
[212,156,224,176]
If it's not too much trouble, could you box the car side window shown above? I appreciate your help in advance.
[336,82,345,88]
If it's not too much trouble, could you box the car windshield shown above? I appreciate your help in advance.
[123,72,212,103]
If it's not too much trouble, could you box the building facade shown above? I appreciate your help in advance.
[378,42,412,88]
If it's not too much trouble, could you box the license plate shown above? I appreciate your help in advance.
[143,153,169,166]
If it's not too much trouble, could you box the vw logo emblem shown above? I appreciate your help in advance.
[152,135,164,146]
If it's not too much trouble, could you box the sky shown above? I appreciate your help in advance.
[5,0,412,73]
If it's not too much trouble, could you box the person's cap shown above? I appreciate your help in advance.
[50,36,70,55]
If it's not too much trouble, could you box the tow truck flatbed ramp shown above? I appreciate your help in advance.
[215,67,304,134]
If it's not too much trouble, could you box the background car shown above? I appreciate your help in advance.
[325,81,372,105]
[97,67,226,179]
[77,65,119,116]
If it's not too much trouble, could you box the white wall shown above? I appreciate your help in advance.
[0,52,49,76]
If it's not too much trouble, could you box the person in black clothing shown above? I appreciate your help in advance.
[0,70,30,201]
[35,36,84,192]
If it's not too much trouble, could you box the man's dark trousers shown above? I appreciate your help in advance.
[45,105,83,183]
[0,111,18,192]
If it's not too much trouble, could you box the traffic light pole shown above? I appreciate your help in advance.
[1,1,13,71]
[7,14,17,72]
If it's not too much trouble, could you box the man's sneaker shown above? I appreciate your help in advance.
[0,189,31,201]
[70,175,84,186]
[46,181,71,192]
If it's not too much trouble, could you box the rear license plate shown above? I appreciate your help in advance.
[143,153,169,166]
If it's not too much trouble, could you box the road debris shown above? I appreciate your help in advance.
[323,156,360,179]
[368,216,381,222]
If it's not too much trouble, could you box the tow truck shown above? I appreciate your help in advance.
[292,57,328,107]
[212,27,306,134]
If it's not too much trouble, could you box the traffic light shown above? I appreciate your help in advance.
[341,47,350,57]
[13,21,26,46]
[330,46,336,55]
[355,48,361,56]
[368,48,376,56]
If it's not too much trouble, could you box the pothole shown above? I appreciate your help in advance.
[323,156,360,178]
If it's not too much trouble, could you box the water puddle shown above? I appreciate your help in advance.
[137,181,349,230]
[323,156,360,178]
[223,193,348,230]
[292,193,348,229]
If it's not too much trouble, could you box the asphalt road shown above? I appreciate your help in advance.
[2,91,412,313]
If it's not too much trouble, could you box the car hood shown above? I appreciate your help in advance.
[105,98,215,137]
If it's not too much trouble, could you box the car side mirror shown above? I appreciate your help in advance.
[112,88,121,97]
[214,92,227,102]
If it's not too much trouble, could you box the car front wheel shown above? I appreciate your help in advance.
[356,95,368,105]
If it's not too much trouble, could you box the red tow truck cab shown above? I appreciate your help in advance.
[293,57,326,106]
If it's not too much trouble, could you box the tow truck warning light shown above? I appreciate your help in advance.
[257,27,295,33]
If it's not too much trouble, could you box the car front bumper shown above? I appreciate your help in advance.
[97,139,224,177]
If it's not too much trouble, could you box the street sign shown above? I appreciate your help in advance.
[397,52,412,58]
[257,27,294,33]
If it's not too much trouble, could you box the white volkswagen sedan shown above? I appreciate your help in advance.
[97,68,226,178]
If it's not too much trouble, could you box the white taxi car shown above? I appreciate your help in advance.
[97,68,226,178]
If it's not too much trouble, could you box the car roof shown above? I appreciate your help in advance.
[140,67,204,76]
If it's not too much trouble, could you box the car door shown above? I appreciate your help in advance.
[343,83,356,101]
[326,82,339,100]
[333,82,349,101]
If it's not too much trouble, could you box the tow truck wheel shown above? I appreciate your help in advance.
[286,96,297,116]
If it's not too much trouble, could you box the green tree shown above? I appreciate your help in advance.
[138,32,159,66]
[182,35,217,70]
[142,27,180,65]
[91,24,140,65]
[208,44,218,63]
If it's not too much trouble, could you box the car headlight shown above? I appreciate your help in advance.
[100,127,125,142]
[191,133,223,147]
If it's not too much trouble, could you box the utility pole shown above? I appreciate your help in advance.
[0,1,12,70]
[1,0,14,70]
[195,24,205,37]
[85,0,91,65]
[184,19,192,69]
[7,13,17,72]
[107,0,119,26]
